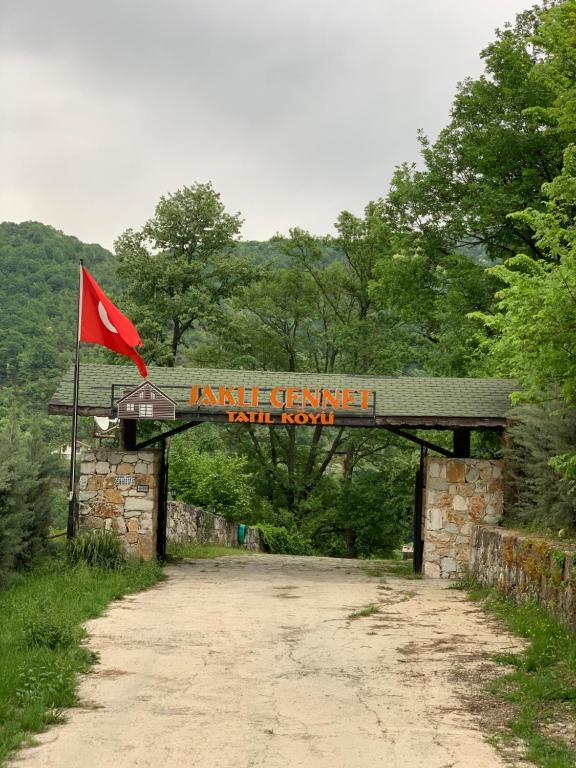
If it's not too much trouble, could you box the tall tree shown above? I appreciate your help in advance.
[115,183,249,366]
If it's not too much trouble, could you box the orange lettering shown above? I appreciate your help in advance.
[322,389,339,409]
[302,388,320,409]
[341,389,356,410]
[188,385,200,405]
[360,390,371,410]
[271,387,285,408]
[286,387,300,409]
[199,385,217,406]
[218,386,236,406]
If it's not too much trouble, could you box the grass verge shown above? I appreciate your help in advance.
[167,542,254,560]
[0,555,163,766]
[457,582,576,767]
[362,559,422,579]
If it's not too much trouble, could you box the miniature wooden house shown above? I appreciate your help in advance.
[116,381,176,420]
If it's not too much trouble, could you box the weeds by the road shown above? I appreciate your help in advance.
[167,542,253,560]
[348,604,381,620]
[0,555,163,766]
[362,559,422,580]
[456,582,576,768]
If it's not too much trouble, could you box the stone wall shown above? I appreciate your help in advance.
[423,457,503,579]
[79,448,161,560]
[167,501,262,551]
[470,525,576,631]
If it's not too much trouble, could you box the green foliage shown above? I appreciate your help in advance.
[0,221,115,438]
[255,524,312,555]
[348,604,380,620]
[0,421,60,584]
[504,402,576,530]
[170,437,256,521]
[468,586,576,768]
[167,542,252,560]
[338,461,414,558]
[115,183,251,366]
[66,530,126,570]
[477,145,576,402]
[22,615,75,651]
[0,556,163,764]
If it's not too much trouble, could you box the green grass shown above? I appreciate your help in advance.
[362,559,422,579]
[0,555,163,766]
[166,542,254,560]
[348,603,381,620]
[462,584,576,767]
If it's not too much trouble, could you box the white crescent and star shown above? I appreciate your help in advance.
[98,301,119,334]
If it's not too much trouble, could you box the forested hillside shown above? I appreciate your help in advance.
[0,222,116,432]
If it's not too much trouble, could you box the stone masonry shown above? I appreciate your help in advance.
[470,525,576,631]
[423,457,503,579]
[167,501,262,551]
[78,448,161,560]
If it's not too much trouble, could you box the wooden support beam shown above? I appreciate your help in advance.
[120,419,137,450]
[135,420,202,450]
[384,427,454,458]
[453,428,471,458]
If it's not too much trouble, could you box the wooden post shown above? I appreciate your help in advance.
[453,428,471,458]
[120,419,137,450]
[156,439,168,560]
[413,446,426,574]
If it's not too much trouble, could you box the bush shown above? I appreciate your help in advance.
[66,530,126,570]
[256,524,312,555]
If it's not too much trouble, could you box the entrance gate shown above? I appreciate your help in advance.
[50,364,514,574]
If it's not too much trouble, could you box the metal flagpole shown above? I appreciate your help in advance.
[67,259,83,540]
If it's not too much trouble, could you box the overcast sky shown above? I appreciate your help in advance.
[1,0,531,250]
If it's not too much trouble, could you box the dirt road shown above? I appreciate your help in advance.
[11,555,520,768]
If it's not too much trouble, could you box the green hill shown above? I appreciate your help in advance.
[0,222,116,429]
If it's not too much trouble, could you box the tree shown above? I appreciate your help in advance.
[477,145,576,402]
[385,5,572,263]
[0,421,57,583]
[115,183,249,366]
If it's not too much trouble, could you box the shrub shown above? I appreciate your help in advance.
[66,530,126,570]
[256,524,312,555]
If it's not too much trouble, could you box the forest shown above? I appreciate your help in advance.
[2,0,576,574]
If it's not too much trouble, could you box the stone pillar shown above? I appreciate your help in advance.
[78,448,161,560]
[422,457,503,579]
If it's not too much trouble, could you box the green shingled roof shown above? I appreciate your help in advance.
[49,364,517,427]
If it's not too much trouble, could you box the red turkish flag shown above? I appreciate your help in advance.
[80,266,148,377]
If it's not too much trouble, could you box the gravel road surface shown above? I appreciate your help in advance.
[10,554,520,768]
